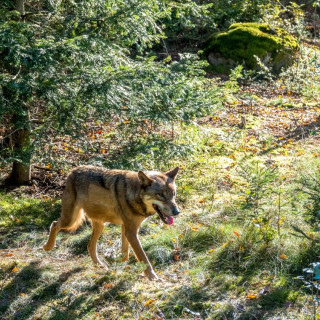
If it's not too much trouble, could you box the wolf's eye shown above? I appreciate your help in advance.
[157,192,165,199]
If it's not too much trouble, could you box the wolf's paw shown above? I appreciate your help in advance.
[145,270,159,281]
[121,255,129,262]
[43,243,53,251]
[93,260,108,270]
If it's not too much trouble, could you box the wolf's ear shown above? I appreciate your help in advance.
[138,171,153,187]
[166,167,179,180]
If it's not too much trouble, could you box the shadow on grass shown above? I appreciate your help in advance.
[158,279,298,319]
[235,286,297,320]
[67,232,92,256]
[202,239,318,319]
[0,261,44,316]
[48,275,134,320]
[160,284,211,319]
[0,260,83,320]
[287,242,320,276]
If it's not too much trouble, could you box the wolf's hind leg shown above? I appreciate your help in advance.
[87,220,106,267]
[121,224,129,262]
[43,220,61,251]
[43,196,83,251]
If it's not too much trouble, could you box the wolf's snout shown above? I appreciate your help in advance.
[172,206,180,216]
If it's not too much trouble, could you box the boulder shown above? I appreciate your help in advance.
[205,23,299,74]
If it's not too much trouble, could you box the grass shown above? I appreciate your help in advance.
[2,56,320,319]
[0,159,319,320]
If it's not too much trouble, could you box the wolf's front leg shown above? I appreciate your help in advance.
[124,228,158,280]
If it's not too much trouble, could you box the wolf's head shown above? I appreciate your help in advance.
[138,167,180,225]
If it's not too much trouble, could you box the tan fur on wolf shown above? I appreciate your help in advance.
[43,165,180,280]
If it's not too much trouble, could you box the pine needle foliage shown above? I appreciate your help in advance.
[0,0,221,172]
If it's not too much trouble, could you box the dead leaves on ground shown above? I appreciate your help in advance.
[202,90,320,158]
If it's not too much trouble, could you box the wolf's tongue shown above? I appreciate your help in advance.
[165,215,174,225]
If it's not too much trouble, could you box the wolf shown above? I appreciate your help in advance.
[43,165,180,280]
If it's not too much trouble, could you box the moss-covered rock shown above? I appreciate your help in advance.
[205,22,299,74]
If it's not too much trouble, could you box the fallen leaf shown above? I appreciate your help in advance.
[221,242,229,248]
[144,298,156,306]
[11,267,19,273]
[5,253,13,257]
[233,231,240,237]
[297,150,305,156]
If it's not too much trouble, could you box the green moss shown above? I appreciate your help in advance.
[205,22,299,72]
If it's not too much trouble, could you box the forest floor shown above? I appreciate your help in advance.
[1,78,320,320]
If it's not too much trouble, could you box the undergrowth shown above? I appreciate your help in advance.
[2,119,320,319]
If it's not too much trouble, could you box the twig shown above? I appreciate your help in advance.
[0,129,19,142]
[291,224,314,241]
[33,165,61,173]
[12,66,22,80]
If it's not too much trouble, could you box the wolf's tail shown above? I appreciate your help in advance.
[59,173,86,232]
[43,172,85,251]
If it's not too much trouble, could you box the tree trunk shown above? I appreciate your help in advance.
[8,0,31,185]
[10,127,31,185]
[14,0,25,15]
